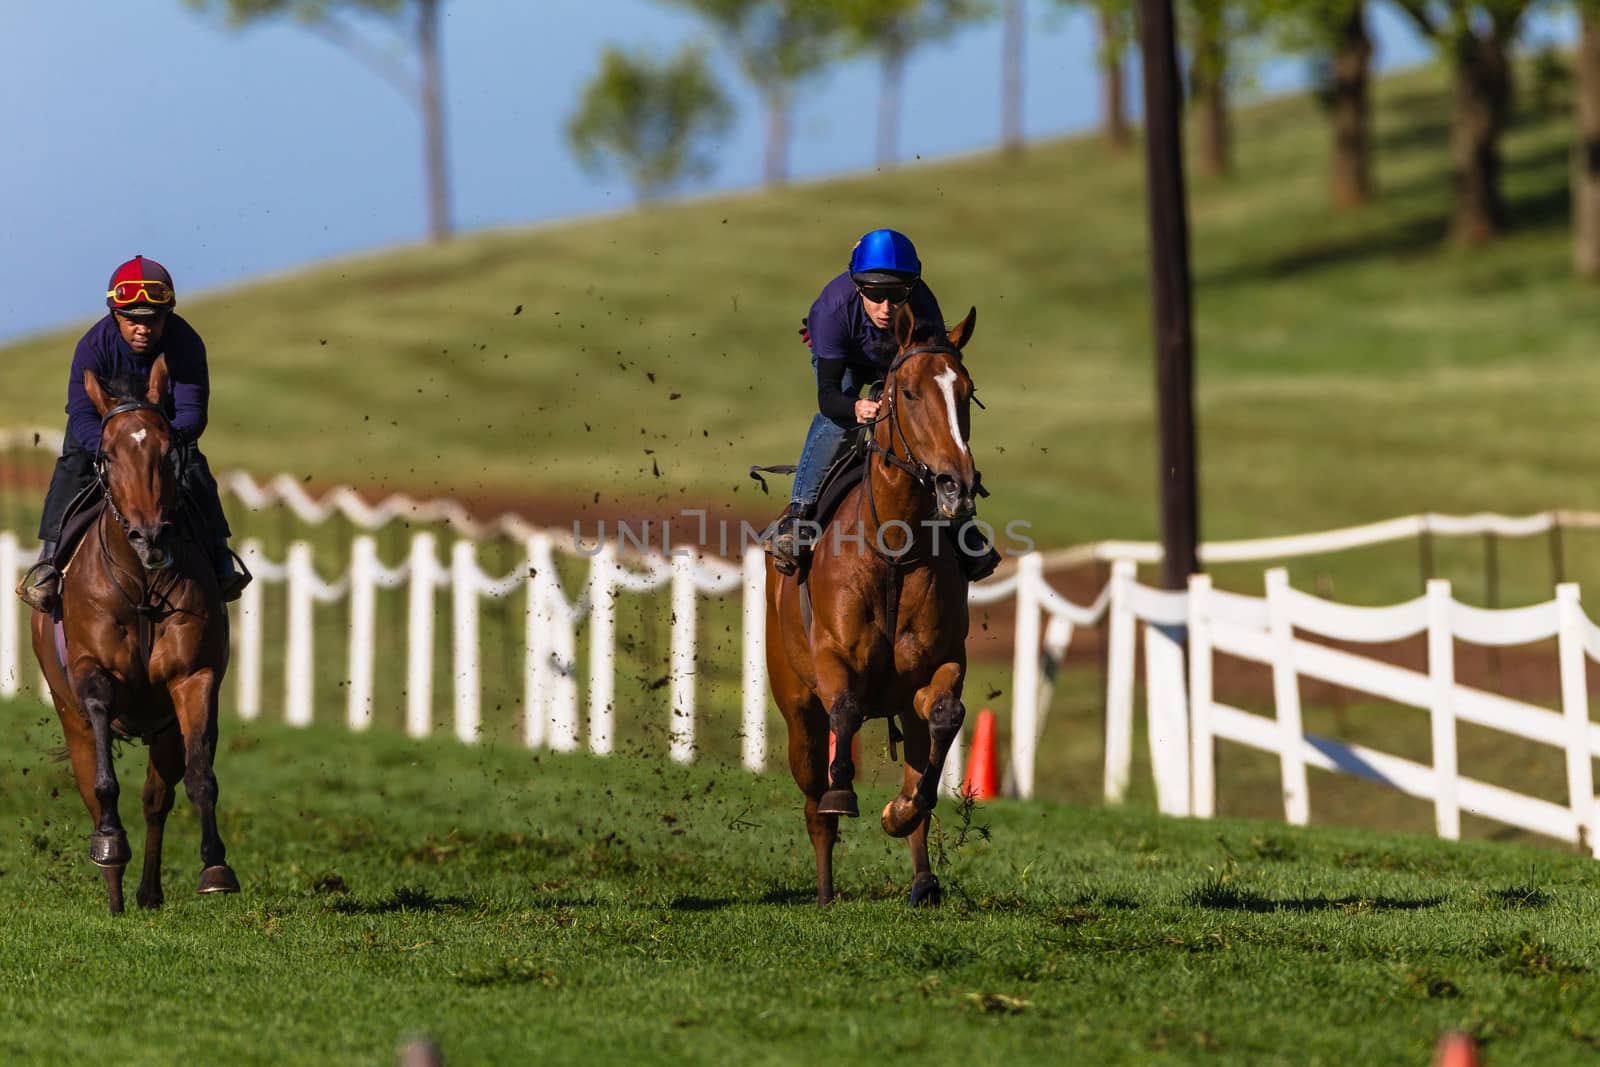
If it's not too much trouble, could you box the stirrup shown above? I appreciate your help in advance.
[214,546,252,603]
[15,561,60,613]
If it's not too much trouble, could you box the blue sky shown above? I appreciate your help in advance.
[3,2,1569,344]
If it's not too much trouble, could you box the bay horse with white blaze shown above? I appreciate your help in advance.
[766,305,982,906]
[30,356,239,913]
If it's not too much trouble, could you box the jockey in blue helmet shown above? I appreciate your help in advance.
[761,229,1000,581]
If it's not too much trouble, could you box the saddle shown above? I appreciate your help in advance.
[50,483,105,572]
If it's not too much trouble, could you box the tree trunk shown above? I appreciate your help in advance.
[878,38,906,168]
[417,0,451,242]
[1001,0,1025,155]
[763,88,790,185]
[1574,10,1600,276]
[1100,6,1130,150]
[1449,32,1511,244]
[1190,3,1229,177]
[1328,2,1373,207]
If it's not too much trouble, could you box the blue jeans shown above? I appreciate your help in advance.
[791,360,862,509]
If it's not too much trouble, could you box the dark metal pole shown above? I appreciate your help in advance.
[1138,0,1200,588]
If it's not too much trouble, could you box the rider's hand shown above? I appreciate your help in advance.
[854,399,880,423]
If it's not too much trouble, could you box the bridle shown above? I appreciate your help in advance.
[94,401,184,537]
[860,341,985,550]
[92,401,193,644]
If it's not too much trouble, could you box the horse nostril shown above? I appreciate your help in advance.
[127,529,144,545]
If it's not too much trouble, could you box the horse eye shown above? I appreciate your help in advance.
[901,387,916,401]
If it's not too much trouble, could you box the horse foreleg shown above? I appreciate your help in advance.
[880,715,943,906]
[818,692,865,818]
[171,670,239,895]
[910,662,966,816]
[74,667,130,914]
[135,726,184,909]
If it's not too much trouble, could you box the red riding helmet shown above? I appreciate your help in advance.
[105,255,176,318]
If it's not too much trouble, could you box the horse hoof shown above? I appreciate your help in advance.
[89,830,131,868]
[881,797,926,838]
[818,789,859,817]
[197,865,240,894]
[137,890,164,910]
[908,873,943,907]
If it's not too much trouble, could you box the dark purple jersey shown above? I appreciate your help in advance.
[805,270,943,423]
[66,313,209,451]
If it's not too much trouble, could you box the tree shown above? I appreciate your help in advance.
[1044,0,1135,151]
[185,0,454,242]
[1266,0,1375,207]
[1575,4,1600,275]
[1186,0,1234,177]
[1391,0,1532,243]
[567,46,734,202]
[664,0,845,184]
[831,0,991,166]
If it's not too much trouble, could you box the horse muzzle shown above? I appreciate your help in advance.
[127,524,176,571]
[934,474,976,522]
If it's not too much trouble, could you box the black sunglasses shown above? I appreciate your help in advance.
[857,282,914,305]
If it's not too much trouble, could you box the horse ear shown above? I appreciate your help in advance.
[947,307,978,352]
[893,303,917,350]
[146,355,171,408]
[83,370,112,418]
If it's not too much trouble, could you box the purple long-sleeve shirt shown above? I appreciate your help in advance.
[66,313,209,452]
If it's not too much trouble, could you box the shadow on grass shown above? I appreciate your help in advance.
[669,895,735,912]
[330,885,476,914]
[1186,878,1441,913]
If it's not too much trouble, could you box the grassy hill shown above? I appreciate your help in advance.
[4,64,1596,566]
[4,701,1600,1065]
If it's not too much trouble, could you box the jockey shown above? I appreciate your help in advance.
[762,229,1001,581]
[15,256,250,612]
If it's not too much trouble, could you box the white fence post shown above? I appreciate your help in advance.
[740,547,767,772]
[451,539,481,744]
[584,545,617,755]
[236,538,264,721]
[1144,620,1191,816]
[346,536,377,731]
[524,534,549,750]
[669,553,697,764]
[406,531,437,739]
[0,532,18,698]
[1265,568,1309,826]
[1187,573,1215,819]
[1557,583,1597,857]
[1104,559,1138,803]
[1009,551,1044,799]
[284,541,314,727]
[1426,579,1461,840]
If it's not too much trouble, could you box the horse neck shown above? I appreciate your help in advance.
[857,418,934,547]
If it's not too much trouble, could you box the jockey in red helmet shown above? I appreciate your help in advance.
[15,256,249,612]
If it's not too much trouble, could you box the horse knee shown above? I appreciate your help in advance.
[930,697,965,745]
[912,662,964,722]
[184,770,217,809]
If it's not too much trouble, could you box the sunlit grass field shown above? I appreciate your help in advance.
[3,700,1600,1066]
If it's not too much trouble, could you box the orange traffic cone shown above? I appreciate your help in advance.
[962,708,999,800]
[1433,1032,1480,1067]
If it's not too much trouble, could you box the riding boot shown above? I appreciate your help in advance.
[211,540,251,603]
[958,543,1003,583]
[15,541,60,613]
[763,503,814,576]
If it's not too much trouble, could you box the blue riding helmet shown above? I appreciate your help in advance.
[849,229,921,287]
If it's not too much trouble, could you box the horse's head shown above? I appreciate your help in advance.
[83,356,180,570]
[883,304,980,521]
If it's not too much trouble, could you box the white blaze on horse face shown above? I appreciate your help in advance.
[131,429,148,444]
[934,367,968,458]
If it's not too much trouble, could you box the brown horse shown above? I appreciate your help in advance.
[766,305,982,906]
[30,356,239,913]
